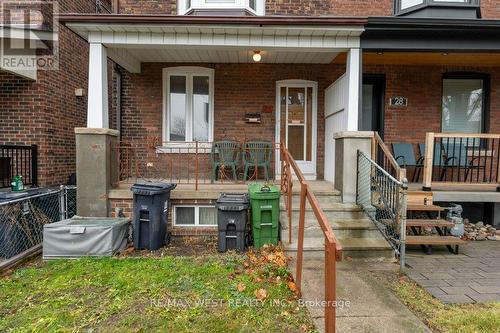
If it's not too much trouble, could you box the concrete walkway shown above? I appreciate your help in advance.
[288,254,430,333]
[406,241,500,304]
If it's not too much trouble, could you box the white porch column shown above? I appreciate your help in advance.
[346,48,362,131]
[87,43,109,128]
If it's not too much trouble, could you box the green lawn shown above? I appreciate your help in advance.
[392,275,500,333]
[0,248,314,332]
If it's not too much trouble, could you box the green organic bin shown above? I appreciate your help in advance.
[248,183,281,248]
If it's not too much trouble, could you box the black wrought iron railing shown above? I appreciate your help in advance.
[0,144,38,188]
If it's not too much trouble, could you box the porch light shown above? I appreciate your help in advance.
[252,51,262,62]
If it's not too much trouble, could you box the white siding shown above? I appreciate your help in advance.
[324,75,348,183]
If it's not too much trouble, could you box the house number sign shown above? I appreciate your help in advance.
[390,96,408,107]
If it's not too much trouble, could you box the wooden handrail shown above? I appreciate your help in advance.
[280,143,342,333]
[433,133,500,139]
[372,132,407,181]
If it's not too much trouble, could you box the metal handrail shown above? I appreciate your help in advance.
[356,150,408,271]
[279,142,342,333]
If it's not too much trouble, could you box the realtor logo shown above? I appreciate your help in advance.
[0,0,59,72]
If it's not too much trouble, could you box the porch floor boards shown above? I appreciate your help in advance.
[407,182,500,203]
[109,180,337,200]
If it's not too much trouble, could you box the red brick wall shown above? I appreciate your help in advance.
[364,65,500,145]
[118,0,177,14]
[0,0,115,186]
[114,0,499,18]
[119,63,346,179]
[109,198,218,237]
[266,0,392,16]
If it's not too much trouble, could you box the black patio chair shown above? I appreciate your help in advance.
[392,143,423,182]
[418,143,454,181]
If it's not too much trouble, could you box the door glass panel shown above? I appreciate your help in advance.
[192,76,210,141]
[287,88,306,161]
[288,126,305,160]
[169,76,187,141]
[280,87,287,145]
[360,84,374,131]
[287,88,305,124]
[306,87,313,161]
[442,79,483,134]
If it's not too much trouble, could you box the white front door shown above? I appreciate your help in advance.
[276,80,317,177]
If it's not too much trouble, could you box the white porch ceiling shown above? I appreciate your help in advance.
[66,22,362,72]
[122,47,338,64]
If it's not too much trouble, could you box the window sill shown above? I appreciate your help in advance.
[156,142,213,154]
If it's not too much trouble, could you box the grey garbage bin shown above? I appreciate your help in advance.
[216,193,249,252]
[131,182,176,250]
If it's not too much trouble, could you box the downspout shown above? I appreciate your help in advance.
[113,0,120,14]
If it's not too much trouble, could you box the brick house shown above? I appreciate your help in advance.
[59,0,500,230]
[1,0,496,255]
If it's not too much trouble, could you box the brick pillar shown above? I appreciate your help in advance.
[334,131,374,203]
[75,128,119,217]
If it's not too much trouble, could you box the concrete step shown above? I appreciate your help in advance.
[280,194,342,209]
[283,236,394,260]
[290,182,339,196]
[280,208,366,225]
[281,219,383,240]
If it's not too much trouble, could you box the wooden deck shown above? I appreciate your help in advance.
[408,182,500,203]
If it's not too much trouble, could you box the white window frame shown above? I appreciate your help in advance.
[177,0,265,16]
[173,205,218,227]
[162,66,215,146]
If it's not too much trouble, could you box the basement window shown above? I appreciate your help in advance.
[174,205,218,226]
[178,0,264,16]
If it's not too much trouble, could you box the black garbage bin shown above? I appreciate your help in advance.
[216,193,249,252]
[131,182,176,250]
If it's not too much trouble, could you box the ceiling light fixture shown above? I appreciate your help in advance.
[253,51,262,62]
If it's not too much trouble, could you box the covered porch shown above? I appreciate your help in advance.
[62,15,366,185]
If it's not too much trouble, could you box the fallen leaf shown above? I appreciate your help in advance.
[254,288,267,300]
[237,282,246,292]
[287,281,297,292]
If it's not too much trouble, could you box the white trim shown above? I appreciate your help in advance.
[275,79,318,178]
[87,43,109,128]
[178,0,264,15]
[173,205,218,227]
[69,24,362,50]
[162,66,215,143]
[346,48,361,131]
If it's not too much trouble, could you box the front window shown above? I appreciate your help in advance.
[178,0,264,15]
[163,67,214,142]
[442,76,486,134]
[174,205,217,226]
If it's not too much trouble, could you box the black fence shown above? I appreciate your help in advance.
[0,144,38,188]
